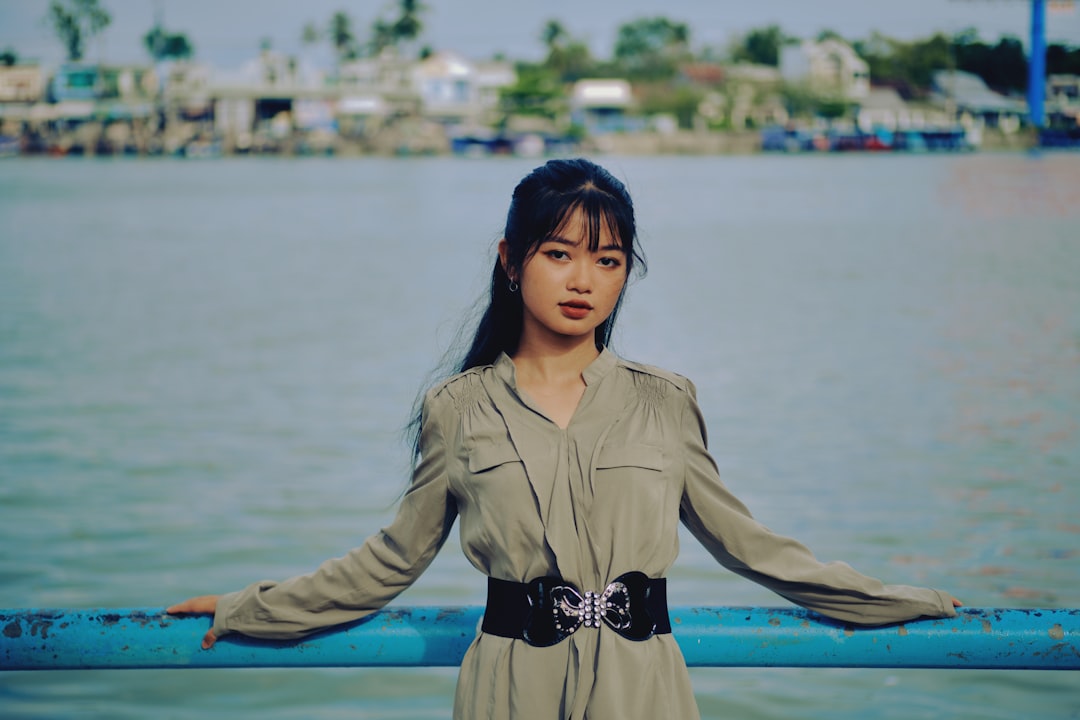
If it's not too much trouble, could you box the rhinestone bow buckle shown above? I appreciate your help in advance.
[521,571,657,647]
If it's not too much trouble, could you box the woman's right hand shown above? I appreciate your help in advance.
[167,595,221,649]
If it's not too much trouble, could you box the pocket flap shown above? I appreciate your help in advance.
[595,445,664,471]
[468,443,522,473]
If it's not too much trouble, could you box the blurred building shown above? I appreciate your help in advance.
[1,63,158,154]
[1046,74,1080,126]
[337,49,516,149]
[0,63,47,136]
[780,39,870,100]
[931,70,1027,132]
[856,87,913,131]
[571,79,635,134]
[0,63,46,103]
[339,50,416,112]
[413,51,514,126]
[722,63,787,129]
[50,63,157,104]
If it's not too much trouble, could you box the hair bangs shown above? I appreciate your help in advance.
[545,193,635,270]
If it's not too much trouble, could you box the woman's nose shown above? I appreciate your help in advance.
[567,260,593,292]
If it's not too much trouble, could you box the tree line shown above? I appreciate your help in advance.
[6,2,1080,110]
[15,3,1079,77]
[853,30,1080,97]
[2,0,427,66]
[523,19,1080,95]
[501,18,1080,126]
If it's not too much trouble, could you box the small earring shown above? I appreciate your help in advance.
[508,279,519,293]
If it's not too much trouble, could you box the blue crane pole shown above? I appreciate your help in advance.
[1030,0,1047,127]
[2,606,1078,671]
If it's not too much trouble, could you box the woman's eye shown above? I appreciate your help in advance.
[598,256,622,268]
[546,250,569,260]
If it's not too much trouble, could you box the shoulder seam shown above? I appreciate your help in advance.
[617,359,692,393]
[427,365,487,399]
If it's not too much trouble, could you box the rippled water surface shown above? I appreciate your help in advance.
[1,154,1078,718]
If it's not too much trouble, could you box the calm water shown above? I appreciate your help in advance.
[1,153,1078,719]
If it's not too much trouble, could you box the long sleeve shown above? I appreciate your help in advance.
[677,385,955,626]
[210,390,458,640]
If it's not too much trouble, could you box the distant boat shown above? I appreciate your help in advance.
[1038,127,1080,149]
[449,130,578,158]
[0,135,18,157]
[760,125,974,153]
[179,138,223,159]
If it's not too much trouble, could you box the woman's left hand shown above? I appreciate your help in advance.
[167,595,221,649]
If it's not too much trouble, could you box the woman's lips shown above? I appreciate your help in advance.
[559,302,592,319]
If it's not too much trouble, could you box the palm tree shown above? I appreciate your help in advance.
[392,0,425,44]
[144,26,194,61]
[542,20,567,52]
[371,18,395,55]
[301,21,321,50]
[299,21,321,80]
[328,11,357,65]
[370,0,426,56]
[46,0,111,62]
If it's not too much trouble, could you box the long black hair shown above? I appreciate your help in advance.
[406,158,646,458]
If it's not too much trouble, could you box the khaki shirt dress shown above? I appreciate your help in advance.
[211,349,956,719]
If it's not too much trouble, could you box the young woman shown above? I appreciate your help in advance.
[170,158,960,720]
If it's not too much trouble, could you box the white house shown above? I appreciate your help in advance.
[0,64,46,103]
[337,52,415,130]
[570,79,635,133]
[414,51,473,121]
[780,39,870,99]
[411,51,514,124]
[931,70,1027,131]
[473,59,517,115]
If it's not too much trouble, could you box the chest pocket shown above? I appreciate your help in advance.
[595,445,665,472]
[463,442,529,502]
[594,444,667,506]
[468,442,523,474]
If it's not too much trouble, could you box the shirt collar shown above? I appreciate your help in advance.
[493,346,617,389]
[583,346,617,386]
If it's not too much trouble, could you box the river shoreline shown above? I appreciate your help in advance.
[0,123,1037,159]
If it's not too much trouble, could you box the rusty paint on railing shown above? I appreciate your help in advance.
[2,606,1077,671]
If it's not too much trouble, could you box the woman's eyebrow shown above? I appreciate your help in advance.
[542,236,624,252]
[542,236,582,247]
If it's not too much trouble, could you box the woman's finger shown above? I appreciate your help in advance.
[166,595,220,615]
[167,596,221,649]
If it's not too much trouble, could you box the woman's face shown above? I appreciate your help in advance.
[504,209,629,348]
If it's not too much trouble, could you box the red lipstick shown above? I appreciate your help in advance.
[559,301,592,319]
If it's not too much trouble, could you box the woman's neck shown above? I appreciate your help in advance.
[511,335,599,386]
[510,335,599,429]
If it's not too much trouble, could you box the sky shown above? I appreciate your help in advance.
[2,0,1079,70]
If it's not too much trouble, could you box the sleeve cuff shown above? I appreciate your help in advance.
[209,589,244,638]
[933,588,958,618]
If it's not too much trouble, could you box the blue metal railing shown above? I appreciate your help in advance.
[2,606,1077,671]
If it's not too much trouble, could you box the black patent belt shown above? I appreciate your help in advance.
[481,571,670,647]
